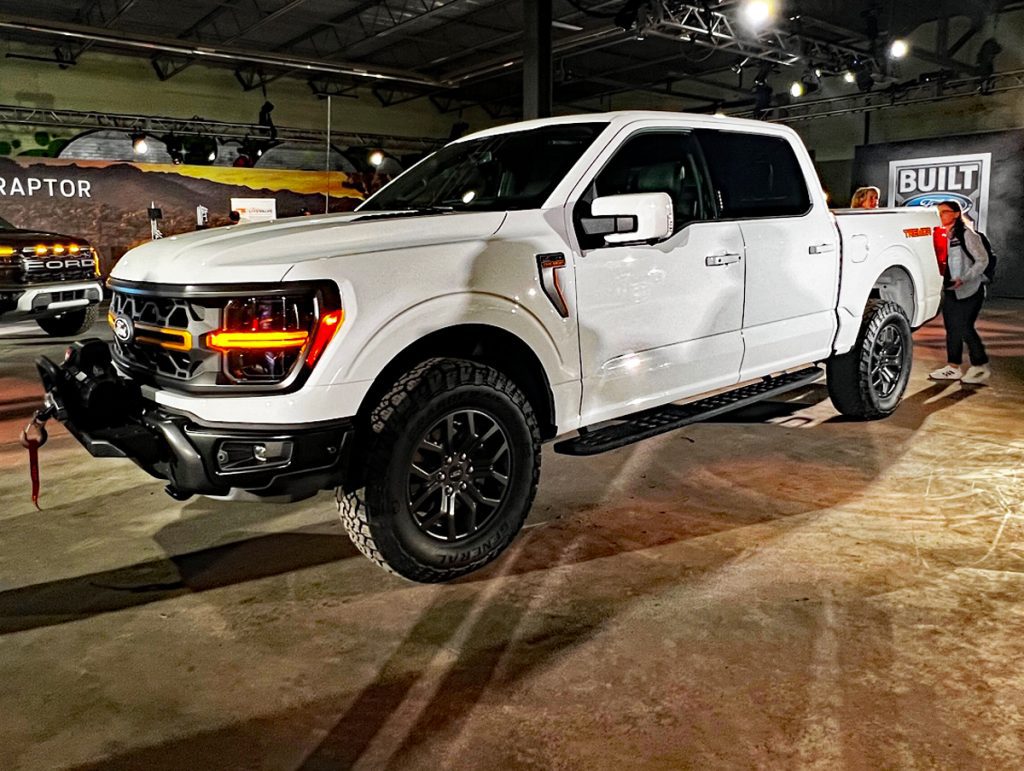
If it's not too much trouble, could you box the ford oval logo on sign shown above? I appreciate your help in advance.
[902,192,974,213]
[112,315,134,344]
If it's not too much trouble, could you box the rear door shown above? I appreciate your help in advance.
[696,130,839,379]
[570,128,746,427]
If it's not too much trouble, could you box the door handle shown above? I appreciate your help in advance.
[705,252,741,266]
[809,243,836,254]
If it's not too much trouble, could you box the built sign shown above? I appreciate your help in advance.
[888,153,992,230]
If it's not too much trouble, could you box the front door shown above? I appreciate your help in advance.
[571,130,746,427]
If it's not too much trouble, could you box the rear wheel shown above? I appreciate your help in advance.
[827,299,912,420]
[36,305,97,337]
[339,358,541,583]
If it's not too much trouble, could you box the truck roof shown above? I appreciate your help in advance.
[460,110,799,143]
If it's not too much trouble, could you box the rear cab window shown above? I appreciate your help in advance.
[695,130,811,219]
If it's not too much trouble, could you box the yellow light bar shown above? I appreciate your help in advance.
[52,244,65,255]
[136,327,192,352]
[34,244,48,256]
[68,244,80,254]
[206,329,309,351]
[0,246,14,257]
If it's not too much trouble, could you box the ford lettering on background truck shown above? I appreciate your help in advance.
[33,112,942,582]
[0,215,103,336]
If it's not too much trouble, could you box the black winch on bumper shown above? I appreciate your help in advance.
[36,339,353,501]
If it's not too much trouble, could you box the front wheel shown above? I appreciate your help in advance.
[827,299,913,420]
[339,359,541,583]
[36,305,98,337]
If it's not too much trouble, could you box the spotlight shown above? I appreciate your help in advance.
[856,68,874,92]
[889,39,909,59]
[799,70,821,96]
[182,137,218,165]
[368,150,385,168]
[162,134,184,164]
[843,70,856,84]
[790,80,805,98]
[131,132,148,154]
[741,0,776,29]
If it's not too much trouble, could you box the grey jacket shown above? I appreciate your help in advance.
[947,227,988,300]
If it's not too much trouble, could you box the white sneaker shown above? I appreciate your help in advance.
[962,364,991,385]
[929,365,962,381]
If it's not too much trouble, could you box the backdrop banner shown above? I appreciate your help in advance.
[0,157,382,275]
[854,129,1024,298]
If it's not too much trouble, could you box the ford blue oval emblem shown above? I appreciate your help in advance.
[903,192,974,212]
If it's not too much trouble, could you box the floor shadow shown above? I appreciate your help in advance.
[0,528,361,635]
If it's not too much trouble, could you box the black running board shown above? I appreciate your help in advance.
[554,367,823,456]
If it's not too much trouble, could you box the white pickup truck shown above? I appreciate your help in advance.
[36,111,942,582]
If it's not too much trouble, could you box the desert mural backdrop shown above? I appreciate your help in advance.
[0,157,386,274]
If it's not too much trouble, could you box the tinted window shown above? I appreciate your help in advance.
[593,132,714,229]
[696,130,810,219]
[360,123,607,213]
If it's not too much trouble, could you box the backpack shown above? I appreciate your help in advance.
[964,230,998,284]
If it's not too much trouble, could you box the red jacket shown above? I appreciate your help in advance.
[933,225,949,275]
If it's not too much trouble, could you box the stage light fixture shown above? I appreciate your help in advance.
[741,0,776,29]
[889,39,909,59]
[368,150,385,168]
[131,132,148,154]
[789,80,805,98]
[844,70,856,84]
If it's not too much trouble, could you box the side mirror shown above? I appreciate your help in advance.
[581,192,674,244]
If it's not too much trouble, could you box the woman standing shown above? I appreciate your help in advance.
[850,186,880,208]
[929,201,991,384]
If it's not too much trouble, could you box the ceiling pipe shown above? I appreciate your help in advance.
[0,13,443,88]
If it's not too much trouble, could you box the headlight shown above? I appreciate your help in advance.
[203,288,343,384]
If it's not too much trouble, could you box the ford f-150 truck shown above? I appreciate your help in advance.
[0,215,103,336]
[34,112,942,582]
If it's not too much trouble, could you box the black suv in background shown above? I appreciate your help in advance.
[0,215,103,336]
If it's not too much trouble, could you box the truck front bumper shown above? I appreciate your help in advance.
[37,339,354,502]
[2,281,104,317]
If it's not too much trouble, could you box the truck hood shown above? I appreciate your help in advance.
[111,210,508,285]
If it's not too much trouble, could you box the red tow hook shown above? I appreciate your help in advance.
[19,406,53,510]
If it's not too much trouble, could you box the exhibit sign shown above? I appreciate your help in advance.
[887,153,992,230]
[231,197,277,223]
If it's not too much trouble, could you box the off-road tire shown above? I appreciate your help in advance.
[36,305,98,337]
[827,299,912,420]
[339,358,541,583]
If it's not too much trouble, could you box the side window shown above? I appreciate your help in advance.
[695,130,811,219]
[575,131,714,249]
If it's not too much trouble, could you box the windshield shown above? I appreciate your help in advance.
[359,122,608,213]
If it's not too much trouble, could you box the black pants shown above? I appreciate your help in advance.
[942,287,988,366]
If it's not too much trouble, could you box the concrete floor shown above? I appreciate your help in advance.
[1,302,1023,770]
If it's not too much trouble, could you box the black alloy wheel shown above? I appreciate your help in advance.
[868,322,906,400]
[338,358,541,583]
[826,299,913,420]
[407,409,512,543]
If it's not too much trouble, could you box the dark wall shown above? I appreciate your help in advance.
[854,129,1024,298]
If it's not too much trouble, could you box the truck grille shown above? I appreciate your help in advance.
[110,290,219,383]
[19,248,98,284]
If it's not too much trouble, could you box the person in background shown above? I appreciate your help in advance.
[850,186,880,209]
[929,200,991,384]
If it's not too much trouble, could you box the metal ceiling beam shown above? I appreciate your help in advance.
[0,13,441,87]
[55,0,139,63]
[151,0,315,81]
[729,68,1024,122]
[0,103,444,152]
[639,2,886,74]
